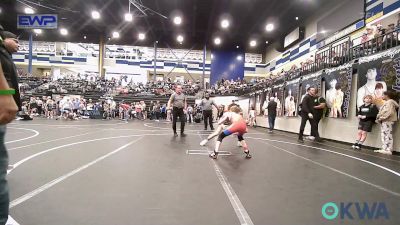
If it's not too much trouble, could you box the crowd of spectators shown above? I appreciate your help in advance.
[17,20,400,101]
[19,74,203,100]
[20,94,226,125]
[208,77,273,96]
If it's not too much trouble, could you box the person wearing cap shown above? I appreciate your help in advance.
[200,93,218,130]
[0,27,20,225]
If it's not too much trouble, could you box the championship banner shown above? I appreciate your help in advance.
[323,64,353,118]
[357,47,400,111]
[258,90,267,115]
[284,78,300,117]
[255,92,260,115]
[272,83,284,117]
[261,88,272,116]
[299,71,322,105]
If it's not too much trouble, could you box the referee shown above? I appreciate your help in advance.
[168,85,187,137]
[200,93,218,130]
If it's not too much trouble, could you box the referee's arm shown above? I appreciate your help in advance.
[167,94,174,109]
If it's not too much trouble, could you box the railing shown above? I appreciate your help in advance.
[300,28,400,75]
[244,29,400,95]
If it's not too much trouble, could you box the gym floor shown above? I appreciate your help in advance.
[4,119,400,225]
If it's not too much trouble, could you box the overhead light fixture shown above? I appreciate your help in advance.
[295,17,299,20]
[266,41,269,44]
[125,13,133,22]
[211,54,214,59]
[33,29,42,34]
[24,7,34,14]
[221,19,230,29]
[84,35,87,39]
[60,28,68,36]
[236,45,239,49]
[0,7,2,14]
[214,37,221,45]
[250,40,257,47]
[112,31,120,39]
[177,34,184,43]
[321,30,327,34]
[108,37,111,40]
[91,10,100,19]
[265,23,274,32]
[174,16,182,25]
[237,55,243,61]
[138,33,146,40]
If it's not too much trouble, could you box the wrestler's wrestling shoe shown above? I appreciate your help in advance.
[200,139,208,146]
[209,151,218,159]
[244,150,252,158]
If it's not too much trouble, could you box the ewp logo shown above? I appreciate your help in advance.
[322,202,389,220]
[17,14,58,29]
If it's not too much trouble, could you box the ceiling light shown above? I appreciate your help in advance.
[84,35,87,39]
[250,40,257,47]
[174,16,182,25]
[266,41,269,44]
[24,7,34,14]
[60,28,68,36]
[236,45,239,49]
[112,31,120,39]
[0,8,2,14]
[295,17,299,20]
[221,19,230,29]
[108,37,111,40]
[265,23,274,32]
[211,54,214,59]
[138,33,146,40]
[177,35,184,43]
[214,37,221,45]
[125,13,133,22]
[91,10,100,19]
[237,55,243,61]
[33,29,42,34]
[321,30,327,34]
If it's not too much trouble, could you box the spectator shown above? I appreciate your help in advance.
[311,90,327,140]
[352,95,378,150]
[187,105,193,123]
[298,87,322,143]
[267,97,277,133]
[374,91,399,155]
[0,27,20,225]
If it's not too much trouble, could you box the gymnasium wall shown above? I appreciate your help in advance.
[255,72,400,151]
[264,0,365,74]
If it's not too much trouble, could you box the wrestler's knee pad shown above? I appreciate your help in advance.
[217,132,227,142]
[237,135,244,142]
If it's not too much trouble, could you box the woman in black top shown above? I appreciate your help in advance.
[352,95,379,150]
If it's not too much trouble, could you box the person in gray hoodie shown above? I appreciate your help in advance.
[374,91,399,155]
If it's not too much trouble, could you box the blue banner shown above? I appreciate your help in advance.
[210,50,244,85]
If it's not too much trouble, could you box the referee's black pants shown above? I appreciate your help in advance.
[172,107,185,134]
[203,110,214,130]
